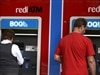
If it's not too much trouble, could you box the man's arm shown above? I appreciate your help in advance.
[54,54,62,63]
[87,56,96,75]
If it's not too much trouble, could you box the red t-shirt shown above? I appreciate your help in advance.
[55,32,95,75]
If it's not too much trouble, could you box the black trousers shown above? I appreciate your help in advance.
[0,68,19,75]
[0,72,18,75]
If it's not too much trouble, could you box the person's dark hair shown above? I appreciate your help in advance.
[73,18,87,28]
[3,29,15,40]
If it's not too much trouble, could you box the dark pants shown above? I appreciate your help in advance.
[0,72,18,75]
[0,68,19,75]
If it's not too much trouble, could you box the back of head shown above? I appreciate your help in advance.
[73,18,87,28]
[3,29,15,40]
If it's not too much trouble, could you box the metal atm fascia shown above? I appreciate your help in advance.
[70,16,100,75]
[0,16,42,75]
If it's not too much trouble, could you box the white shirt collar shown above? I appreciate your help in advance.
[1,39,12,44]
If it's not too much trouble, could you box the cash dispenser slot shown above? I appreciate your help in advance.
[15,33,37,36]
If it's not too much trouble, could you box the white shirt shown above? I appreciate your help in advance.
[1,39,24,65]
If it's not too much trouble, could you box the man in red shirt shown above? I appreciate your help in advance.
[54,18,96,75]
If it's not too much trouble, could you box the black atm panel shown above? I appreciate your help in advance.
[94,45,100,75]
[21,51,37,75]
[88,37,100,75]
[13,39,37,75]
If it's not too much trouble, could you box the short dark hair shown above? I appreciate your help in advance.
[73,18,87,28]
[3,29,15,40]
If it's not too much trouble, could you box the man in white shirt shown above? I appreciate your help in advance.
[0,29,24,75]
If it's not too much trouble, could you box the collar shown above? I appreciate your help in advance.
[1,39,12,44]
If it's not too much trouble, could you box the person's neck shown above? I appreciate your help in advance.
[73,30,81,33]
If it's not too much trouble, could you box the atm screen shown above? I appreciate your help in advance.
[93,44,96,50]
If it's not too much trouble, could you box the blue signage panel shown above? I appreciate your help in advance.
[49,0,62,75]
[1,19,38,29]
[71,17,100,30]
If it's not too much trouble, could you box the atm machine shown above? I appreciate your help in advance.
[0,16,42,75]
[70,16,100,75]
[85,31,100,75]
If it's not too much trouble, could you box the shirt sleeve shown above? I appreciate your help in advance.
[11,44,24,65]
[55,41,62,55]
[86,38,95,56]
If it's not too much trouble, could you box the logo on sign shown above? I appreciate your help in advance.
[10,21,28,27]
[88,5,100,13]
[15,6,42,13]
[87,21,100,28]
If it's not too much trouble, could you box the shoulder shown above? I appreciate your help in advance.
[83,36,93,44]
[83,36,91,41]
[12,44,19,48]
